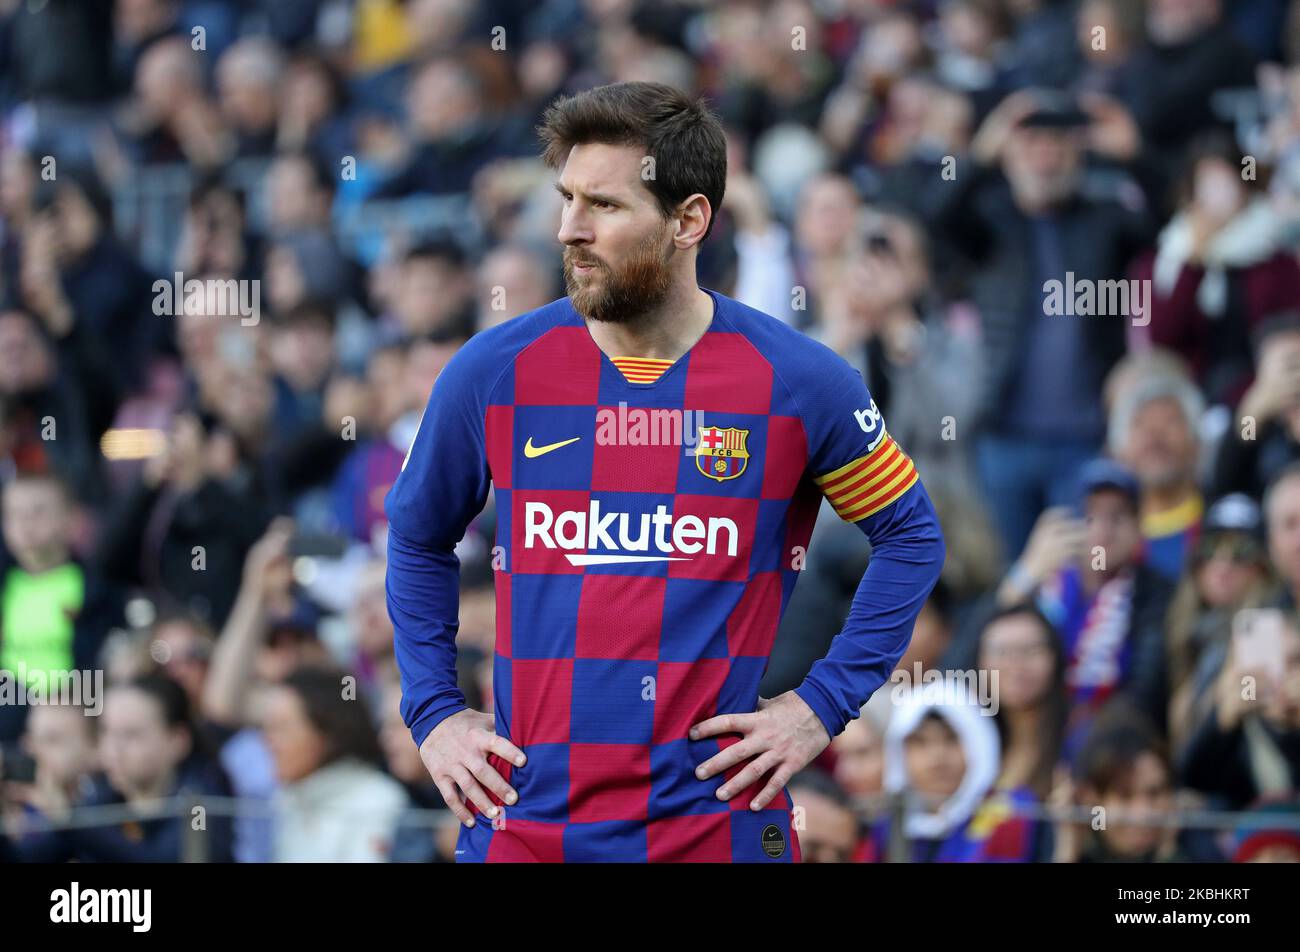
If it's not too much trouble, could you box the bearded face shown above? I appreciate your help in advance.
[563,223,676,325]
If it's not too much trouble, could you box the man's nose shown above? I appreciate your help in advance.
[557,203,593,246]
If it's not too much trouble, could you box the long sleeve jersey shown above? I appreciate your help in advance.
[385,288,945,862]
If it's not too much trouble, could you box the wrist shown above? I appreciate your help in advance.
[793,680,840,742]
[1003,559,1039,598]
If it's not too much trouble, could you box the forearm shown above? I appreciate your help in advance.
[794,484,945,738]
[996,560,1040,607]
[387,526,469,747]
[202,582,270,726]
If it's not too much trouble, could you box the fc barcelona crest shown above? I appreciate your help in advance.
[695,426,750,482]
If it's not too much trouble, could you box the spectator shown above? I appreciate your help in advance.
[274,51,353,164]
[995,459,1174,737]
[1213,314,1300,500]
[1108,371,1206,580]
[267,300,338,441]
[1264,462,1300,609]
[378,675,452,863]
[955,91,1152,557]
[215,37,286,160]
[976,605,1068,799]
[1179,613,1300,808]
[1166,494,1276,753]
[817,208,982,483]
[0,703,98,843]
[111,0,182,97]
[117,36,231,168]
[265,151,338,238]
[1072,0,1145,100]
[263,665,407,862]
[1135,135,1300,408]
[95,409,270,626]
[1127,0,1257,162]
[380,239,477,341]
[474,244,559,331]
[19,164,157,409]
[3,674,234,862]
[0,473,123,742]
[768,171,861,332]
[0,309,104,504]
[374,56,524,198]
[174,176,257,282]
[830,704,886,810]
[788,768,862,863]
[1054,703,1191,862]
[864,687,1040,863]
[200,517,332,861]
[148,611,216,725]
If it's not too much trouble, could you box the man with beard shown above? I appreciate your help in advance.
[1109,372,1206,580]
[385,81,944,862]
[942,91,1154,562]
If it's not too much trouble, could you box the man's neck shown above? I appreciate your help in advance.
[19,552,70,575]
[1142,481,1198,515]
[583,282,715,361]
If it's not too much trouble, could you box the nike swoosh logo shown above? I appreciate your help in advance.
[524,435,581,458]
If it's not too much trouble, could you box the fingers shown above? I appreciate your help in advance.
[467,755,518,808]
[689,712,753,741]
[716,750,780,803]
[485,732,527,769]
[451,764,501,821]
[749,766,794,811]
[434,776,476,828]
[695,737,759,781]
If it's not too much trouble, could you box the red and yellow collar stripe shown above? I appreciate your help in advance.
[814,430,919,522]
[612,355,674,384]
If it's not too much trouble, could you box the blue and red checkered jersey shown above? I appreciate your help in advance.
[385,288,945,862]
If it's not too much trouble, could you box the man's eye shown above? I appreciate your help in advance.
[593,200,611,209]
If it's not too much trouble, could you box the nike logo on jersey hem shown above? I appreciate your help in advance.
[524,436,581,458]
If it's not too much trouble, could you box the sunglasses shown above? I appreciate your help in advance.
[1194,536,1263,565]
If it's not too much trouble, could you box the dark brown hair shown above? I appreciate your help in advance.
[978,603,1069,798]
[537,81,727,241]
[1075,700,1171,796]
[281,665,384,769]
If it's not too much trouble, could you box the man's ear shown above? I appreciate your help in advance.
[673,193,712,249]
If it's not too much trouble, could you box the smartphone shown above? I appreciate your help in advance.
[1232,608,1288,684]
[289,531,349,559]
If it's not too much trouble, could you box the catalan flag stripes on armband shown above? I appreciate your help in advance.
[813,430,920,522]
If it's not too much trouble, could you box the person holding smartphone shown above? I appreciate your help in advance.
[1178,609,1300,809]
[993,459,1174,751]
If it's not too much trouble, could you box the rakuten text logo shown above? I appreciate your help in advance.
[524,501,738,566]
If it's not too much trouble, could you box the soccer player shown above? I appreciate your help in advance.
[385,81,945,862]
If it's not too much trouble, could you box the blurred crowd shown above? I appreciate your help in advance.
[1,0,1300,862]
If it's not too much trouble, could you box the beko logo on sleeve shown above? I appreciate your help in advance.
[853,401,882,435]
[50,882,152,933]
[854,401,888,452]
